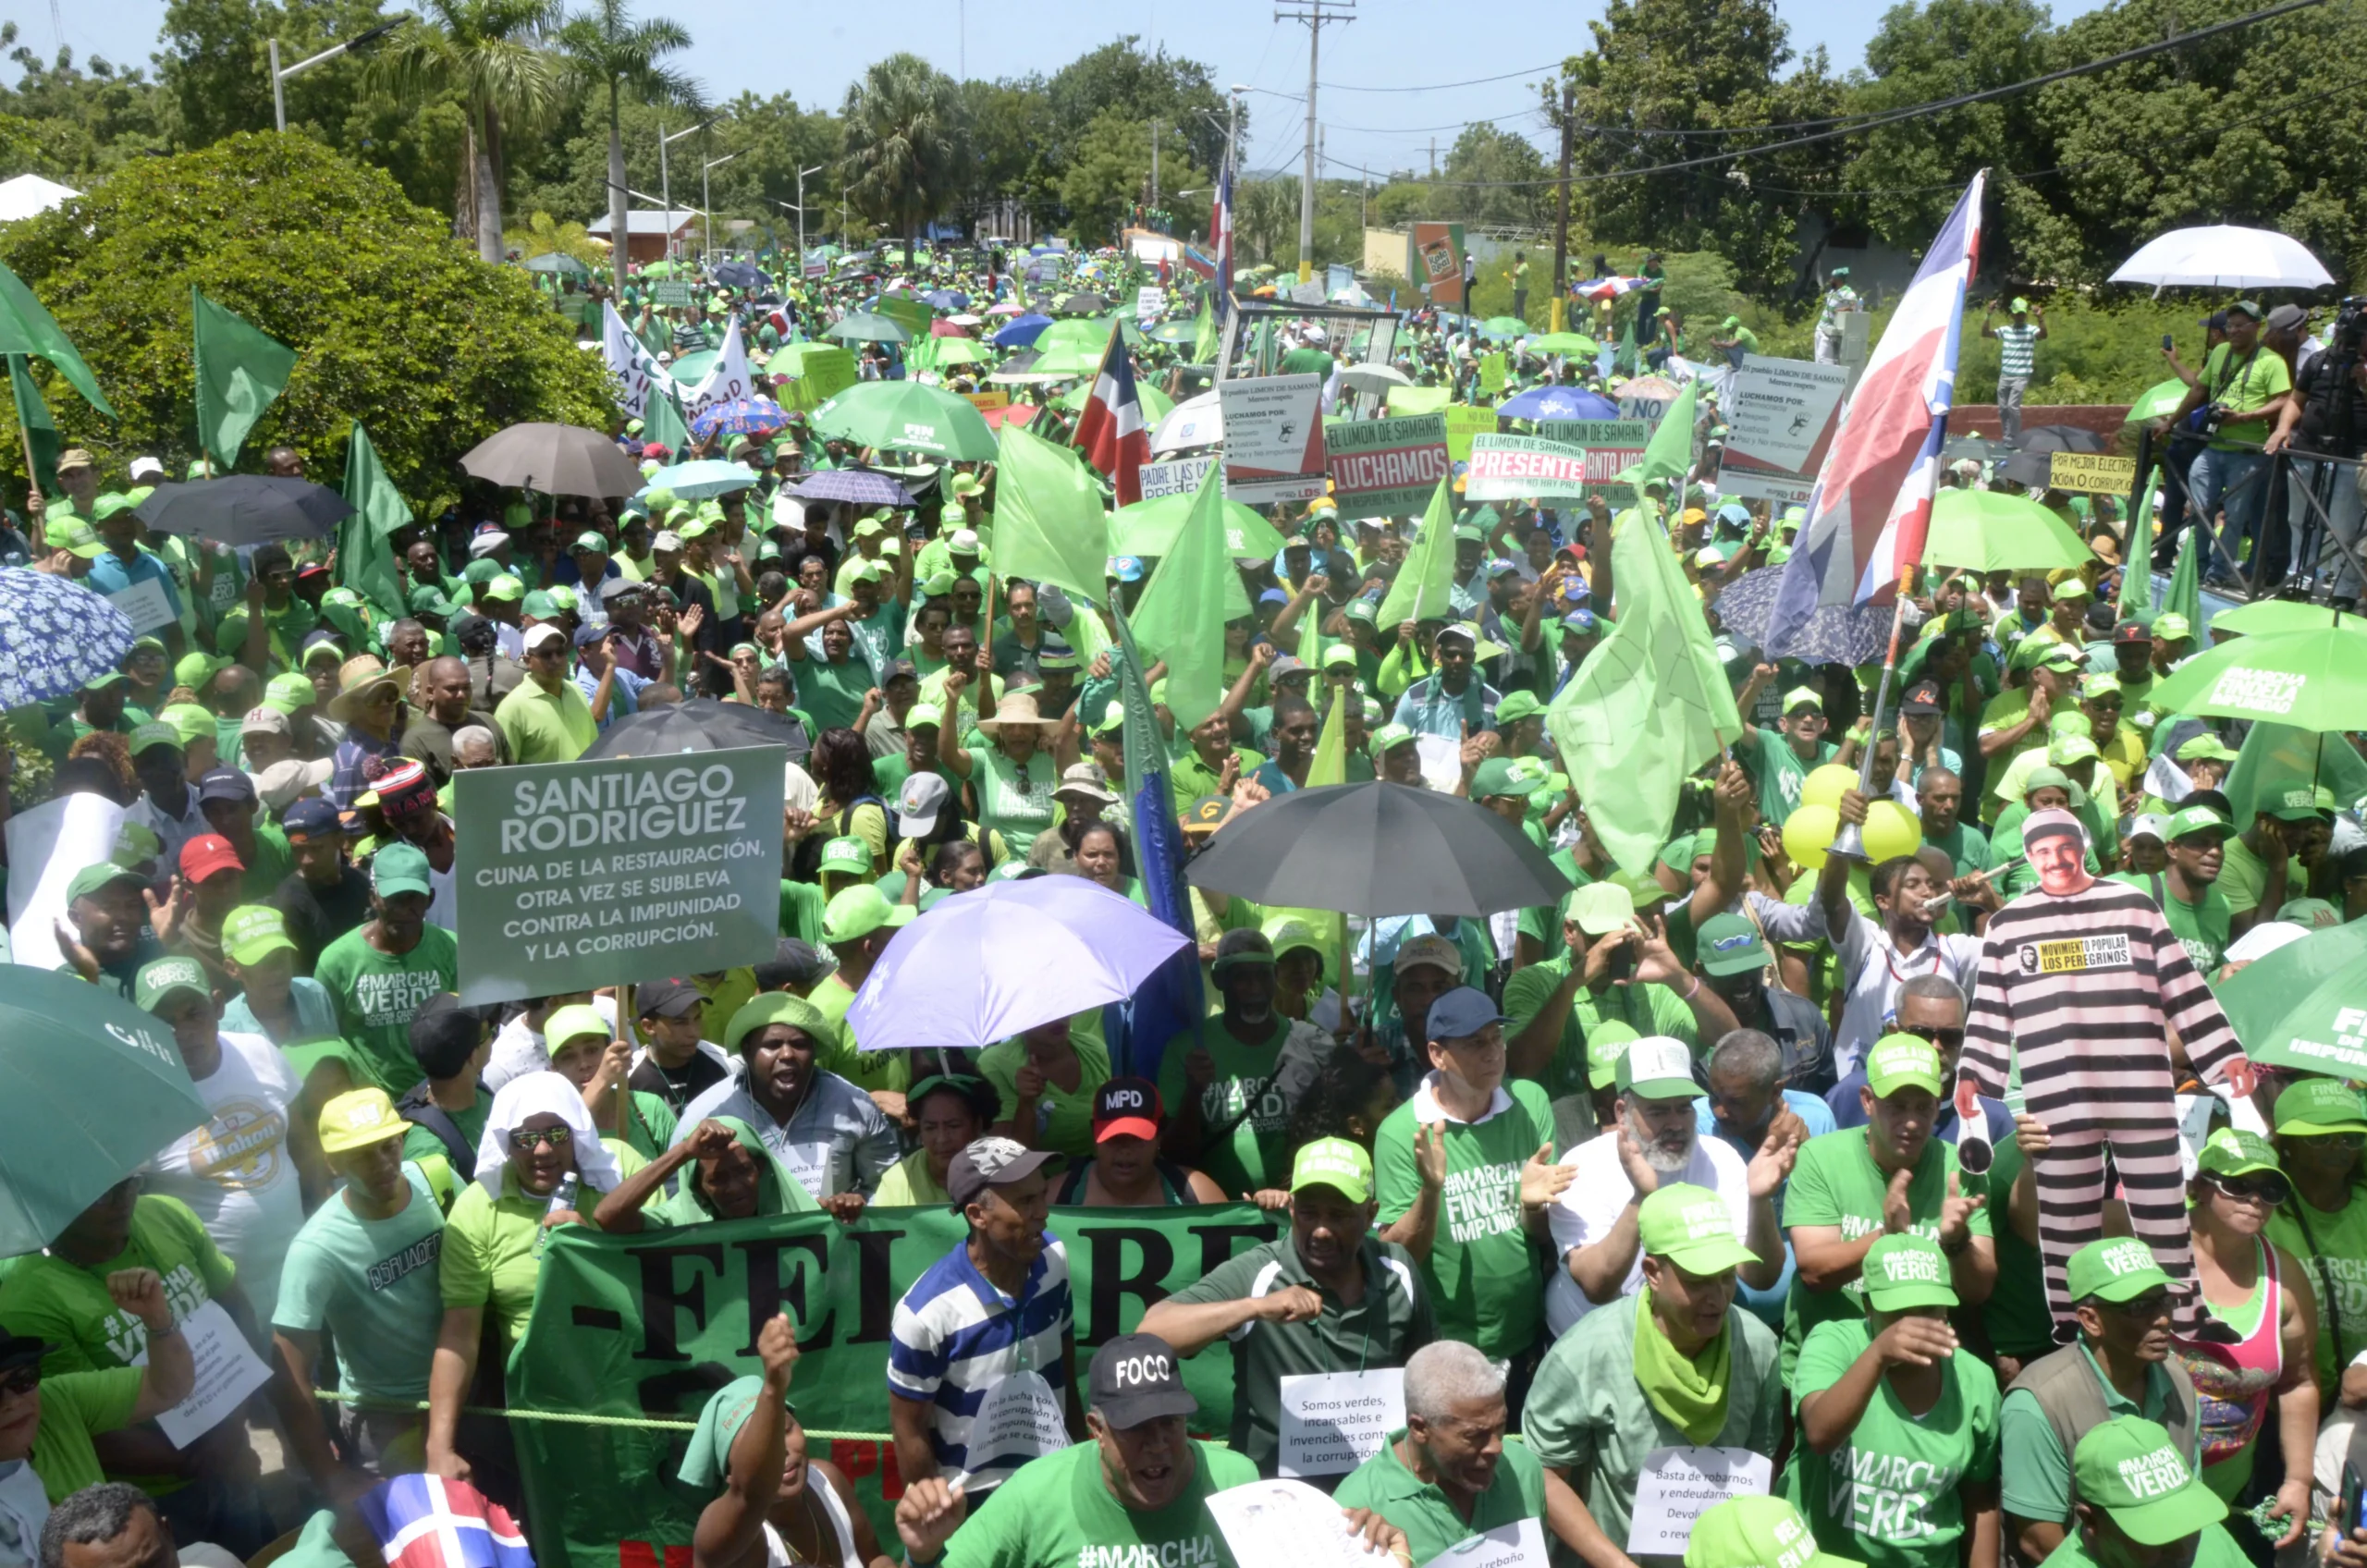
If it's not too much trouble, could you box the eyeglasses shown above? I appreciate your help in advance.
[1895,1024,1966,1050]
[0,1368,37,1401]
[509,1125,574,1150]
[2297,1133,2367,1151]
[2099,1291,2174,1319]
[2204,1172,2290,1206]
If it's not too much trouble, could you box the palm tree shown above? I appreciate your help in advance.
[554,0,700,277]
[840,53,963,260]
[369,0,566,264]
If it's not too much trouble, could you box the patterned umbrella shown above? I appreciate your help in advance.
[689,396,790,439]
[0,568,136,707]
[789,469,913,507]
[1497,385,1620,421]
[1712,565,1893,668]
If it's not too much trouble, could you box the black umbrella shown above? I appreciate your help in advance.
[1056,292,1110,316]
[460,422,644,498]
[1712,565,1893,666]
[134,477,352,545]
[578,698,808,761]
[1998,450,2054,489]
[2017,424,2110,454]
[1184,781,1573,918]
[712,262,771,292]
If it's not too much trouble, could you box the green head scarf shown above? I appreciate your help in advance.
[653,1117,820,1224]
[677,1373,795,1489]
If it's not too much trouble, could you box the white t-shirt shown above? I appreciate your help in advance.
[145,1029,306,1316]
[1543,1130,1751,1339]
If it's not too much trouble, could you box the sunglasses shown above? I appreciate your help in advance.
[1895,1024,1966,1050]
[2204,1171,2289,1206]
[2297,1132,2367,1151]
[0,1367,37,1401]
[2100,1291,2174,1319]
[510,1125,574,1150]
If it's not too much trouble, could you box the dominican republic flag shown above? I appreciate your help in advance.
[358,1475,533,1568]
[1767,172,1985,656]
[1073,323,1151,506]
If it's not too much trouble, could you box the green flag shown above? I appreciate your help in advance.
[2164,518,2201,634]
[1614,314,1638,377]
[0,261,113,418]
[643,386,693,456]
[1635,376,1699,496]
[1545,508,1742,875]
[2116,467,2158,620]
[991,422,1110,606]
[9,355,59,496]
[1192,304,1220,366]
[339,423,411,623]
[191,287,296,470]
[1129,462,1249,729]
[1375,478,1458,630]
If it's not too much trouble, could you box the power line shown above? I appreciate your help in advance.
[1316,63,1564,92]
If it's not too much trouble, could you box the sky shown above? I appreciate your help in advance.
[21,0,2109,179]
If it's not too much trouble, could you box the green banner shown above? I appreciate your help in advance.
[877,297,935,343]
[452,747,786,1005]
[509,1204,1284,1568]
[1324,413,1449,520]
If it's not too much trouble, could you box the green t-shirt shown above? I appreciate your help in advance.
[2197,341,2292,450]
[1375,1077,1556,1361]
[400,1087,492,1173]
[2038,1522,2248,1568]
[270,1163,447,1403]
[1333,1431,1545,1566]
[28,1366,142,1501]
[1785,1318,2000,1568]
[0,1196,235,1375]
[439,1145,644,1345]
[1158,1015,1322,1199]
[494,679,598,766]
[1781,1131,1991,1376]
[1975,690,2048,812]
[242,821,294,904]
[2214,835,2304,916]
[2108,872,2233,976]
[939,1439,1260,1568]
[795,655,875,733]
[1502,960,1699,1102]
[809,973,911,1094]
[979,1027,1112,1160]
[1981,1133,2054,1359]
[2264,1182,2367,1403]
[313,924,461,1096]
[1166,1236,1434,1474]
[1744,727,1834,826]
[964,745,1059,848]
[1924,820,1993,878]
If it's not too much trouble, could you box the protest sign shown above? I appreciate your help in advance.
[149,1300,273,1448]
[6,790,125,973]
[509,1203,1284,1568]
[1478,352,1508,393]
[1539,418,1650,505]
[1464,434,1589,502]
[1219,374,1329,504]
[681,320,754,423]
[453,745,784,1004]
[1420,1519,1548,1568]
[1442,406,1497,464]
[877,296,934,342]
[601,303,675,421]
[648,280,694,308]
[1136,285,1166,322]
[963,389,1011,412]
[1276,1367,1404,1477]
[104,579,178,635]
[784,345,858,411]
[1625,1447,1772,1556]
[1140,454,1219,500]
[1208,1480,1388,1568]
[1716,355,1848,505]
[2050,451,2139,494]
[1326,413,1449,518]
[1412,222,1466,308]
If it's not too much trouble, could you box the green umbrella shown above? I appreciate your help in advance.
[0,968,208,1254]
[1111,492,1289,559]
[2219,921,2367,1072]
[1149,320,1200,346]
[522,252,590,277]
[2123,377,2190,425]
[929,337,992,367]
[826,312,912,345]
[1924,488,2095,572]
[1527,331,1598,356]
[2147,624,2367,730]
[809,381,998,461]
[669,348,721,385]
[2202,599,2367,638]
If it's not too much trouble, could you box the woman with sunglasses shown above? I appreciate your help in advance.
[424,1073,647,1492]
[2170,1128,2317,1547]
[2264,1079,2367,1409]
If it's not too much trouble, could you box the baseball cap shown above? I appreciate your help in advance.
[194,766,256,806]
[1085,1333,1196,1429]
[65,861,144,905]
[1320,643,1360,673]
[1110,556,1146,583]
[135,955,213,1013]
[467,530,512,559]
[1863,1034,1944,1098]
[282,798,340,842]
[2069,1239,2176,1304]
[816,836,873,876]
[896,772,951,837]
[2128,814,2171,845]
[2079,673,2121,702]
[634,977,706,1021]
[372,842,434,900]
[1291,1136,1375,1204]
[1616,1035,1699,1101]
[2070,1417,2226,1546]
[1367,721,1415,758]
[2113,620,2153,646]
[2275,1078,2367,1137]
[1470,756,1543,800]
[1583,1020,1641,1091]
[1637,1183,1758,1272]
[1567,881,1636,937]
[2175,734,2238,764]
[1092,1078,1164,1144]
[947,1134,1056,1209]
[2264,783,2331,823]
[264,672,318,715]
[2152,612,2192,643]
[179,833,244,884]
[2165,803,2234,843]
[108,822,162,871]
[1860,1234,1958,1311]
[2226,299,2263,322]
[1494,690,1542,725]
[45,517,105,557]
[128,722,182,756]
[543,1004,612,1055]
[1392,932,1463,980]
[1179,794,1232,836]
[1696,913,1770,976]
[221,903,298,968]
[522,623,569,654]
[317,1087,414,1155]
[1423,986,1509,1042]
[1901,680,1942,716]
[239,705,290,740]
[1683,1497,1859,1568]
[2196,1126,2281,1181]
[822,884,914,945]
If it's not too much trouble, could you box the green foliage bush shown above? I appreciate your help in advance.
[0,131,615,510]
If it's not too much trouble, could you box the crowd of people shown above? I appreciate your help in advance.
[2,236,2366,1568]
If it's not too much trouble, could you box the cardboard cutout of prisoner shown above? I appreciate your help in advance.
[1953,808,2250,1335]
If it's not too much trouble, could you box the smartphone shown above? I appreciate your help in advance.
[2339,1461,2362,1536]
[1604,942,1635,984]
[2162,333,2175,352]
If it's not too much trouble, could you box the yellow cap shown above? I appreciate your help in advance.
[318,1087,412,1154]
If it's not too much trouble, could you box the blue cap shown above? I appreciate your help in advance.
[1715,501,1750,527]
[571,621,609,647]
[1424,985,1512,1043]
[1110,556,1146,582]
[1561,607,1598,634]
[1257,587,1289,606]
[282,797,340,841]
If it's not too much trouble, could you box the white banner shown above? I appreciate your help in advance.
[1463,435,1590,503]
[601,302,676,421]
[682,318,754,424]
[1721,354,1850,479]
[7,791,128,972]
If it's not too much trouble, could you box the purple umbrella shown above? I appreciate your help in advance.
[845,877,1193,1052]
[788,469,913,507]
[1497,385,1620,422]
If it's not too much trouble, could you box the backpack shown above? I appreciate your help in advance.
[789,794,886,883]
[395,1082,478,1182]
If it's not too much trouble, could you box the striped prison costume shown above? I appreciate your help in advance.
[1955,877,2242,1336]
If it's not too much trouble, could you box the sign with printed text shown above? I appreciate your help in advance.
[1464,434,1590,502]
[1139,454,1220,501]
[1421,1518,1548,1568]
[1326,413,1449,518]
[600,301,676,420]
[962,389,1010,412]
[147,1300,273,1448]
[2049,451,2139,494]
[1442,406,1498,464]
[1412,221,1466,308]
[1136,285,1167,322]
[1220,374,1330,504]
[876,295,934,341]
[647,280,694,308]
[1478,351,1509,393]
[680,319,754,423]
[104,578,178,635]
[1539,418,1650,504]
[453,745,784,1003]
[784,345,858,411]
[1626,1446,1773,1555]
[1277,1367,1405,1477]
[1717,354,1849,499]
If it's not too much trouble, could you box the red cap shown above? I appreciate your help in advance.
[1092,1077,1164,1144]
[179,833,245,884]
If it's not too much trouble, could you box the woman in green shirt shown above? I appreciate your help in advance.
[2267,1079,2367,1407]
[873,1075,997,1207]
[545,1003,677,1160]
[983,1017,1111,1160]
[938,679,1072,851]
[1069,822,1147,905]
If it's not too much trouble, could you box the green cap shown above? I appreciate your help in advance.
[482,574,525,603]
[45,517,105,557]
[1470,756,1543,800]
[2165,804,2234,843]
[1863,1034,1943,1098]
[570,531,609,555]
[2263,782,2333,822]
[1683,1497,1860,1568]
[221,903,298,968]
[1781,686,1821,714]
[2067,1238,2176,1305]
[371,842,433,900]
[65,862,145,904]
[1494,690,1543,725]
[1584,1020,1641,1090]
[2152,612,2191,643]
[2175,733,2237,764]
[1567,880,1637,937]
[2274,1078,2367,1136]
[264,672,316,715]
[543,1003,612,1055]
[1290,1136,1374,1204]
[127,721,182,755]
[1367,721,1414,758]
[1696,913,1769,976]
[1637,1183,1759,1273]
[1615,1035,1699,1102]
[2069,1416,2227,1545]
[723,992,830,1054]
[822,884,914,945]
[816,836,873,876]
[1860,1233,1958,1311]
[110,822,163,869]
[2195,1126,2280,1181]
[135,955,212,1013]
[166,699,223,739]
[2079,673,2120,700]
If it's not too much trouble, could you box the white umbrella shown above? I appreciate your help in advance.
[1338,363,1412,394]
[1150,389,1222,453]
[2109,225,2334,291]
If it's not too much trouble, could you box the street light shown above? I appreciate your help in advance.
[701,151,738,260]
[269,17,405,133]
[657,120,708,260]
[795,164,825,269]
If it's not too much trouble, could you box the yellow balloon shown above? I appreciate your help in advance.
[1781,804,1841,872]
[1801,764,1858,812]
[1863,800,1925,864]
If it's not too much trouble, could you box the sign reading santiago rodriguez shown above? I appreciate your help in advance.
[454,745,785,1003]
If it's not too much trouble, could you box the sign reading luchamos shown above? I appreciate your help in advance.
[455,745,784,1003]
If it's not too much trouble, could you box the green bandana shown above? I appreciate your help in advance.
[1631,1286,1731,1445]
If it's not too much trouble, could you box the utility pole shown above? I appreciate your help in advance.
[1150,119,1159,212]
[1551,79,1575,334]
[1360,163,1367,231]
[658,120,706,261]
[794,164,824,265]
[1276,0,1353,285]
[702,151,737,261]
[1429,138,1436,178]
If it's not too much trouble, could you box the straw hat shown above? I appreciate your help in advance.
[977,690,1057,736]
[326,656,413,722]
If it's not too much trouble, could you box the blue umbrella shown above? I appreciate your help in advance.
[689,397,790,440]
[639,459,760,501]
[1497,385,1621,422]
[844,877,1193,1052]
[991,312,1054,349]
[924,289,968,310]
[1711,564,1892,667]
[0,569,134,707]
[789,469,912,507]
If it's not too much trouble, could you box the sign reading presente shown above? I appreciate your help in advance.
[1463,434,1590,502]
[454,745,784,1003]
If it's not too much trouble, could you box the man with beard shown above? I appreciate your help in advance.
[676,993,897,1211]
[399,657,505,786]
[1544,1036,1794,1338]
[1917,766,1993,876]
[1160,930,1335,1202]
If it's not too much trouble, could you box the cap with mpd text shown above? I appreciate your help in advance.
[2070,1416,2226,1546]
[1290,1136,1374,1204]
[1863,1034,1944,1098]
[1086,1333,1197,1429]
[1860,1233,1959,1311]
[1683,1496,1861,1568]
[1637,1183,1759,1273]
[1616,1035,1699,1101]
[2067,1238,2175,1305]
[1092,1077,1163,1143]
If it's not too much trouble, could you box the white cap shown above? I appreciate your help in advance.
[253,756,333,812]
[2128,813,2171,843]
[652,530,685,553]
[239,705,290,738]
[522,623,569,652]
[897,771,950,837]
[128,456,166,483]
[467,530,512,559]
[949,528,981,554]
